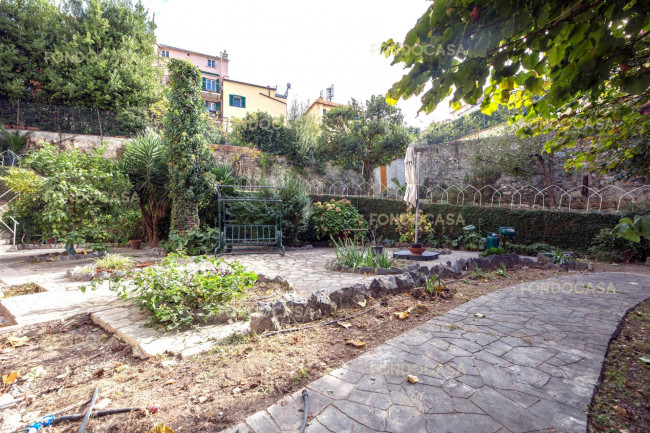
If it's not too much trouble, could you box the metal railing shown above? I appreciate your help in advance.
[0,189,18,245]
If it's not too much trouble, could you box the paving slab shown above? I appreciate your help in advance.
[229,272,650,433]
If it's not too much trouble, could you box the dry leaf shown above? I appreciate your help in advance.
[240,379,248,385]
[394,311,409,320]
[406,375,419,384]
[613,404,629,419]
[473,313,485,318]
[345,340,366,348]
[338,322,352,329]
[7,334,29,348]
[2,371,19,385]
[148,424,174,433]
[24,366,45,381]
[164,379,177,386]
[417,302,429,311]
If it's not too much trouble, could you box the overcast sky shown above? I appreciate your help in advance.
[141,0,452,128]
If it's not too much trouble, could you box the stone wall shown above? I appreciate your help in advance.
[10,129,126,159]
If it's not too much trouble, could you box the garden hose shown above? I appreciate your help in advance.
[76,388,98,433]
[299,389,309,433]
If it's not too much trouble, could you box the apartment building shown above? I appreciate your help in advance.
[305,97,342,123]
[157,44,229,117]
[221,79,288,124]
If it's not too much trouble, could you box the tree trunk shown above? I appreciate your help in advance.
[139,199,154,243]
[536,155,556,207]
[363,161,373,197]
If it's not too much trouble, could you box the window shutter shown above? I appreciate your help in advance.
[229,94,234,106]
[202,77,206,90]
[241,97,246,108]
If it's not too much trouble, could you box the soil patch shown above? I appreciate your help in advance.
[0,283,45,298]
[588,299,650,433]
[0,266,568,432]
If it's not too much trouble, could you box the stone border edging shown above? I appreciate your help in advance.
[250,253,527,334]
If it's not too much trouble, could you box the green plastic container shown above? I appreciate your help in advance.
[486,233,499,250]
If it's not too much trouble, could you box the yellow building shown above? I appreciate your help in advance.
[305,97,342,123]
[222,79,288,128]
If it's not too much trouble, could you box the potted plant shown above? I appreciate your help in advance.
[129,239,142,249]
[408,242,426,255]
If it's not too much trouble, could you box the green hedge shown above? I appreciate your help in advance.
[310,195,631,253]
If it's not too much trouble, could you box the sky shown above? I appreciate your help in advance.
[141,0,453,129]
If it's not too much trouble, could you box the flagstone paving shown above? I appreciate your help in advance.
[223,272,650,433]
[221,248,479,298]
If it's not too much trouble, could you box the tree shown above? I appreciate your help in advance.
[121,132,170,247]
[164,59,214,233]
[232,111,292,154]
[319,95,410,196]
[0,0,163,134]
[383,0,650,179]
[1,143,130,252]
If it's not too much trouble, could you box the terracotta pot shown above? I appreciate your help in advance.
[129,239,142,250]
[408,246,427,255]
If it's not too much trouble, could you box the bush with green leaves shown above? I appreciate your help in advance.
[94,253,134,271]
[506,243,559,257]
[163,227,220,256]
[587,229,648,263]
[107,253,257,330]
[1,143,130,251]
[480,247,509,257]
[312,198,366,240]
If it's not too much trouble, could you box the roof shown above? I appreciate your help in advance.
[223,78,277,91]
[308,97,342,111]
[157,43,227,61]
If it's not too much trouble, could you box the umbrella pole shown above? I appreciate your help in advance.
[414,198,419,244]
[414,151,420,245]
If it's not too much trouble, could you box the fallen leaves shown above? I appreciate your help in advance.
[612,404,630,420]
[345,339,366,348]
[24,366,45,381]
[338,321,352,329]
[148,424,174,433]
[473,313,485,318]
[6,334,29,348]
[394,311,409,320]
[2,371,19,386]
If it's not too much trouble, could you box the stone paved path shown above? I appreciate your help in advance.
[224,272,650,433]
[222,248,478,298]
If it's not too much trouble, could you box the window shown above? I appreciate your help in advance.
[202,77,218,92]
[323,108,327,115]
[161,50,169,58]
[205,101,219,115]
[207,59,216,68]
[229,94,246,108]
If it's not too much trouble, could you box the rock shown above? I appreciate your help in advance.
[357,266,374,275]
[407,263,421,271]
[368,278,393,297]
[440,249,452,255]
[394,273,416,293]
[307,289,337,316]
[250,311,281,334]
[574,262,588,271]
[537,252,553,264]
[375,267,389,275]
[408,271,426,286]
[329,284,369,308]
[388,266,403,274]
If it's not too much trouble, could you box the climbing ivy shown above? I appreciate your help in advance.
[164,59,214,233]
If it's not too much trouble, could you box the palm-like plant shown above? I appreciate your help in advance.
[121,132,170,247]
[0,127,31,160]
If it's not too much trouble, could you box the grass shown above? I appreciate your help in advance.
[93,253,135,271]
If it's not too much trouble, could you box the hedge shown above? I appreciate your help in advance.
[310,194,631,253]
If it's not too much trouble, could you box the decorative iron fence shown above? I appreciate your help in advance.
[245,178,649,213]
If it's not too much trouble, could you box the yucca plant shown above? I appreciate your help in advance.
[0,127,30,154]
[120,132,170,247]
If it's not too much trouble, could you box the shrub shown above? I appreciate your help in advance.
[94,254,135,271]
[395,209,432,243]
[587,229,648,263]
[507,243,558,256]
[312,198,366,240]
[278,178,312,245]
[109,253,257,330]
[480,247,508,257]
[163,227,220,256]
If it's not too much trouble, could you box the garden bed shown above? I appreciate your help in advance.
[588,298,650,433]
[0,283,45,298]
[0,266,569,432]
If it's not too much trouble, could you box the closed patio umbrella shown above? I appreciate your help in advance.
[403,145,420,244]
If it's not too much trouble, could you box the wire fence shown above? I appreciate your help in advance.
[0,98,133,137]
